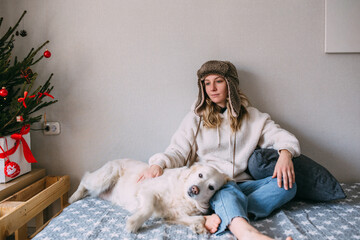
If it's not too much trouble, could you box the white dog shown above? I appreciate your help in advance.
[69,159,228,233]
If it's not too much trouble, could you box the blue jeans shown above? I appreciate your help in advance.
[210,176,297,235]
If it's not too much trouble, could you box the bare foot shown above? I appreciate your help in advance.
[229,217,273,240]
[286,237,293,240]
[204,214,221,233]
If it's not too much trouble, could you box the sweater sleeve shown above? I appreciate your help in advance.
[149,112,200,169]
[256,110,301,157]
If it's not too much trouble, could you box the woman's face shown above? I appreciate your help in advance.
[204,74,228,108]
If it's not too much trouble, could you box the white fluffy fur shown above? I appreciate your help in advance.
[69,159,228,233]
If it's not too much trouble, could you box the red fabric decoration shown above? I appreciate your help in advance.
[18,91,35,108]
[0,125,37,163]
[37,92,54,99]
[21,70,30,83]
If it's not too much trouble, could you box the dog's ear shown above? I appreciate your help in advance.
[189,164,199,171]
[180,165,198,180]
[180,168,192,181]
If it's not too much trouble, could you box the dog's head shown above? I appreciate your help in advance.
[182,163,229,212]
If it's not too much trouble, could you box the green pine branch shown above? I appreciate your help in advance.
[0,11,58,137]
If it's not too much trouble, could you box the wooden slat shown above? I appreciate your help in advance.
[61,192,69,209]
[15,225,26,240]
[29,208,64,239]
[5,179,46,202]
[35,212,44,230]
[45,176,60,188]
[0,201,25,217]
[0,169,46,201]
[0,175,70,239]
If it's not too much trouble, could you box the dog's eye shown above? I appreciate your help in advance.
[208,185,214,191]
[198,173,203,178]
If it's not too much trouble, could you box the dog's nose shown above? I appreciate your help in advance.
[190,185,200,195]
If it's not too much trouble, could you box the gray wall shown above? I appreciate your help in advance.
[1,1,359,192]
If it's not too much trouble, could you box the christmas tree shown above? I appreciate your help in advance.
[0,11,57,137]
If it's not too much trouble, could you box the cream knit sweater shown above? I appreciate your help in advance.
[149,106,301,182]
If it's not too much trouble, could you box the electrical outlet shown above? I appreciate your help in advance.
[43,122,61,135]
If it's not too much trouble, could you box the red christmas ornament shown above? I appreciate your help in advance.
[16,116,24,122]
[44,49,51,58]
[0,87,8,97]
[4,160,21,178]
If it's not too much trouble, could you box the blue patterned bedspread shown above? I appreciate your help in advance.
[33,183,360,240]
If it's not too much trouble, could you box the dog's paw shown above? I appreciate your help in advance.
[69,185,87,204]
[69,192,81,204]
[125,215,142,233]
[190,217,208,234]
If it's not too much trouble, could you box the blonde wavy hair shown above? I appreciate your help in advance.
[202,90,250,132]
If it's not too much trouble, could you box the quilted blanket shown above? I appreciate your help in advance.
[33,183,360,240]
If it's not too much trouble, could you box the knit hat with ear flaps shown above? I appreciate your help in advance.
[194,60,241,117]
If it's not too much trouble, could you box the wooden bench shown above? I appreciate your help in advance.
[0,175,70,240]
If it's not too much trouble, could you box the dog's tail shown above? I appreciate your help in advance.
[69,160,121,204]
[69,173,90,204]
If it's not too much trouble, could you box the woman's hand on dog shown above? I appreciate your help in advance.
[137,165,164,183]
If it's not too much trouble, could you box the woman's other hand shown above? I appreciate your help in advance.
[272,149,295,190]
[137,164,163,183]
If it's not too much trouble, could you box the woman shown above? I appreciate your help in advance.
[138,60,299,240]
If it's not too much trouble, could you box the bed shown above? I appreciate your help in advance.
[32,183,360,240]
